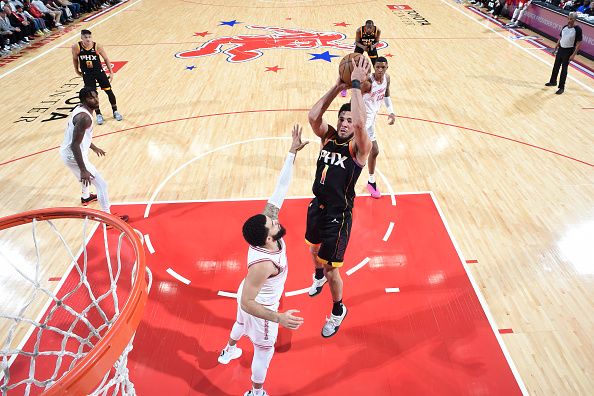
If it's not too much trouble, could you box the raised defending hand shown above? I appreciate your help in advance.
[351,56,371,84]
[289,124,309,154]
[278,309,304,330]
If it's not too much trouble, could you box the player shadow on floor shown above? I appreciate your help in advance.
[272,286,487,395]
[129,273,246,394]
[130,319,234,396]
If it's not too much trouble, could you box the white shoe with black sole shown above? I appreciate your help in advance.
[322,306,348,338]
[308,274,327,297]
[218,346,242,364]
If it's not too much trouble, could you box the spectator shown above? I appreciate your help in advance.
[564,0,583,11]
[31,0,62,28]
[0,7,26,52]
[23,0,54,31]
[45,0,73,25]
[4,4,34,41]
[506,0,532,27]
[488,0,505,19]
[2,8,17,55]
[55,0,79,18]
[586,1,594,14]
[15,4,45,35]
[577,0,590,12]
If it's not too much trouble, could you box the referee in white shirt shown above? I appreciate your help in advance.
[545,12,582,95]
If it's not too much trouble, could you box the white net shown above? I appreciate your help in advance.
[0,211,151,396]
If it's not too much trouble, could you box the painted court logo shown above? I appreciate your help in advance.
[387,4,431,26]
[176,25,387,63]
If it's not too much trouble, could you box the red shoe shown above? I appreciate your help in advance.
[116,214,129,222]
[81,194,97,206]
[106,214,129,229]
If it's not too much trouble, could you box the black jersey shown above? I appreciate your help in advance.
[312,126,364,212]
[78,42,102,74]
[360,26,378,47]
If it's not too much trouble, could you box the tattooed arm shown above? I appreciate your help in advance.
[262,125,308,220]
[263,203,280,220]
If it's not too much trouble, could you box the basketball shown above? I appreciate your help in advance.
[361,79,372,94]
[339,53,364,84]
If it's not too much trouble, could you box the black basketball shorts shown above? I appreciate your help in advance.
[82,71,112,91]
[305,197,353,268]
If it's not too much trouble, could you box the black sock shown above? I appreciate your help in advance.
[112,105,118,113]
[332,299,343,316]
[315,268,324,280]
[95,109,102,115]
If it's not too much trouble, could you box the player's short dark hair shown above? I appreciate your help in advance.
[365,20,374,25]
[376,56,388,63]
[81,29,92,35]
[242,214,269,247]
[338,102,351,117]
[79,87,97,103]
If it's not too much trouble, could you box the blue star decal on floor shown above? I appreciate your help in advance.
[308,51,339,62]
[219,20,241,26]
[186,65,196,70]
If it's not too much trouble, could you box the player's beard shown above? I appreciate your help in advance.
[336,132,353,144]
[272,224,287,241]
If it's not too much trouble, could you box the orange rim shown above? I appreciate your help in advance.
[0,207,148,395]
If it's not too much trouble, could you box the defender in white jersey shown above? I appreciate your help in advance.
[363,56,396,198]
[60,87,128,221]
[218,125,307,396]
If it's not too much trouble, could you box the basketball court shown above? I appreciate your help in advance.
[1,0,593,395]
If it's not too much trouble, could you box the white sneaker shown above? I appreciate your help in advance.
[244,390,268,396]
[308,274,327,297]
[321,305,348,338]
[113,111,123,121]
[218,346,242,364]
[96,114,104,125]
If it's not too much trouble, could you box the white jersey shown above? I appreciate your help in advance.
[239,238,288,311]
[364,73,388,118]
[60,106,94,158]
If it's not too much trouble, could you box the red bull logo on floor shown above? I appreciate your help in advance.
[176,25,388,63]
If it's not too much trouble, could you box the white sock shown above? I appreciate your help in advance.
[368,174,375,183]
[252,388,264,396]
[81,184,90,199]
[226,343,237,352]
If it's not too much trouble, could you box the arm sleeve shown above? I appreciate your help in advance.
[267,152,296,209]
[384,96,395,114]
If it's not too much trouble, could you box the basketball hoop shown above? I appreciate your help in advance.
[0,208,151,395]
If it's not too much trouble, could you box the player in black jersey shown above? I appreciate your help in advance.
[306,56,372,338]
[71,30,122,125]
[355,20,381,65]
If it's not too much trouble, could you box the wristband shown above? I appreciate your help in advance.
[351,80,361,90]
